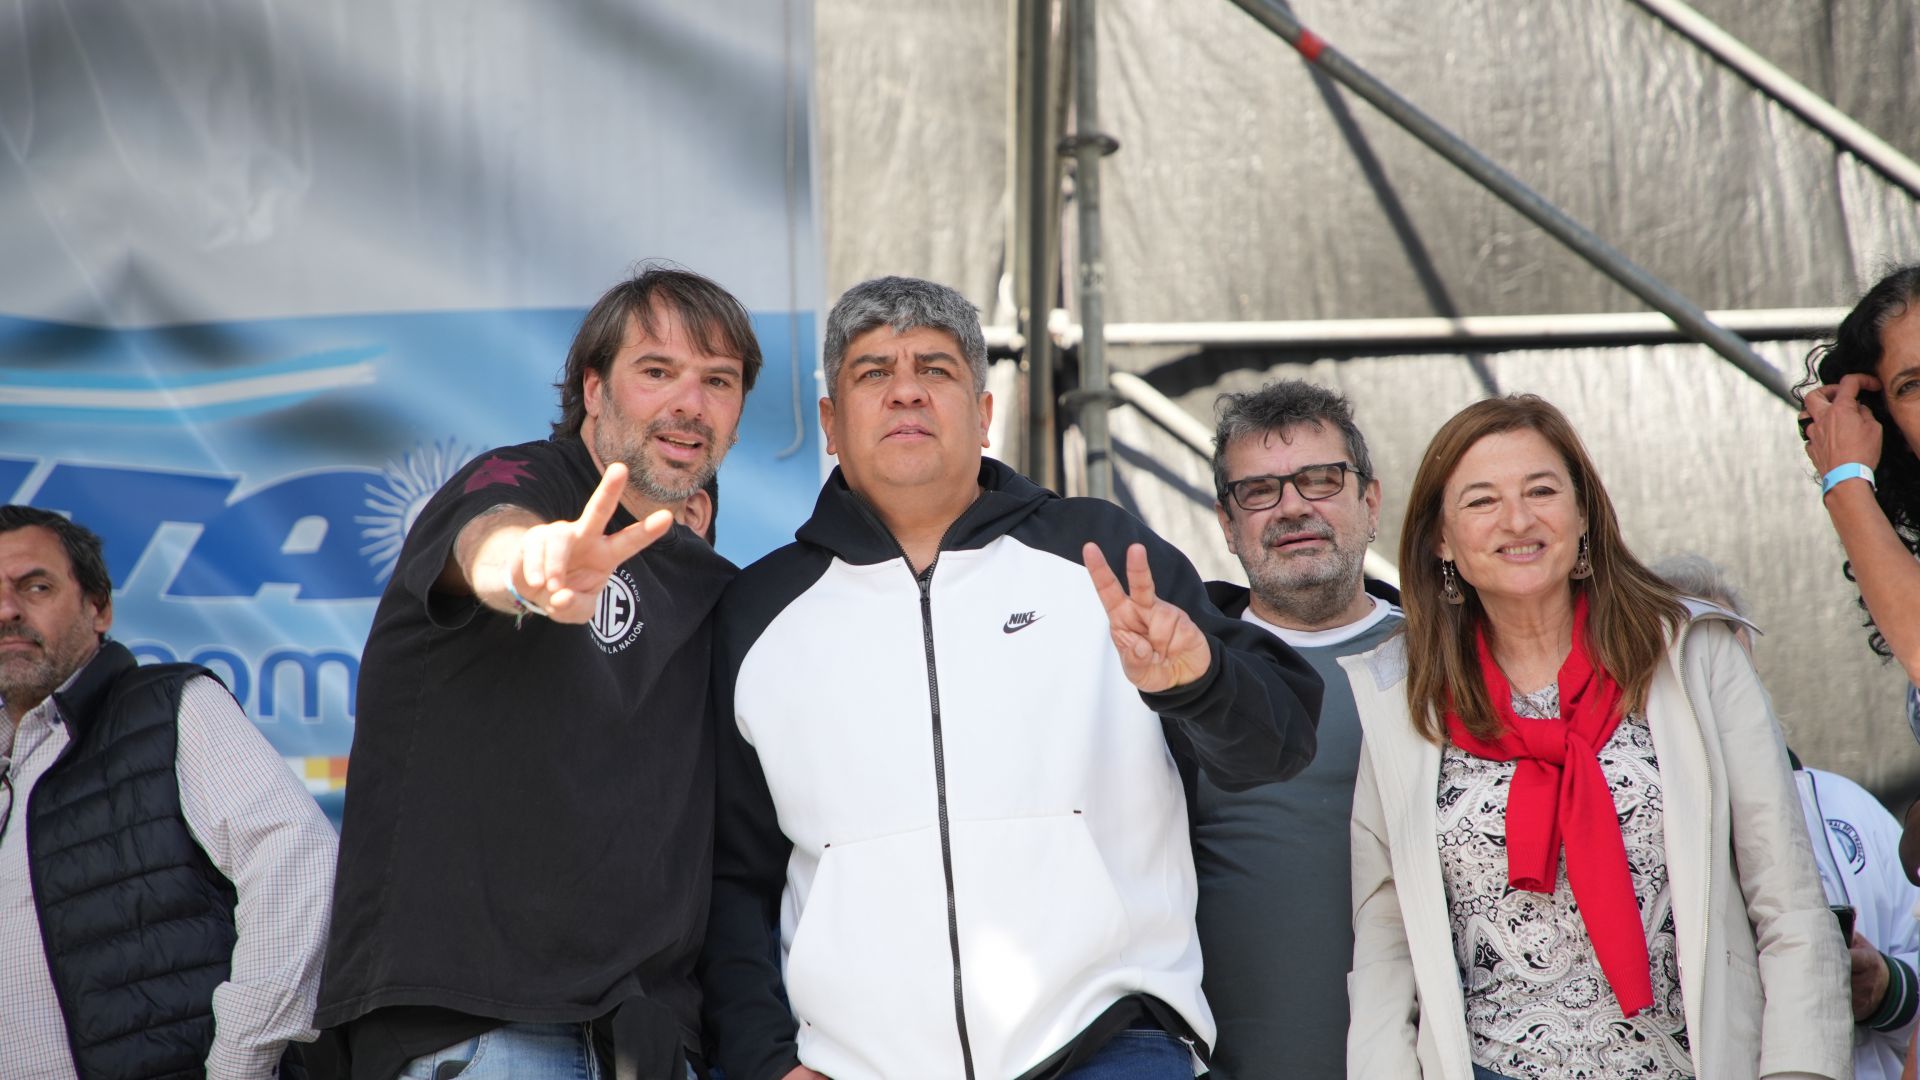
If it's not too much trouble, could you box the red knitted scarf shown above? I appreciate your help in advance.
[1443,594,1653,1017]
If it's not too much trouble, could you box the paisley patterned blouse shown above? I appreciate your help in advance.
[1436,685,1694,1078]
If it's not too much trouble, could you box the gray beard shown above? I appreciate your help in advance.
[626,452,709,503]
[0,626,97,717]
[592,417,716,503]
[1247,546,1368,627]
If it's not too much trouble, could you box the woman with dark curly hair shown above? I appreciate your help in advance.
[1799,265,1920,699]
[1801,266,1920,1080]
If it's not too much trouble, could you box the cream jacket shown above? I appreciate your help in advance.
[1341,608,1852,1080]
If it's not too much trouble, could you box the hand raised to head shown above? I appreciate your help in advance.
[1802,372,1886,475]
[515,462,673,623]
[1082,541,1211,692]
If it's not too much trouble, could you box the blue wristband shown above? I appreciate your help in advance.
[1822,462,1877,495]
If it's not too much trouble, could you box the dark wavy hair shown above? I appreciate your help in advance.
[1795,264,1920,658]
[551,262,762,438]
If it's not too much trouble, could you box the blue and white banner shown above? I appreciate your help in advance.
[0,2,822,821]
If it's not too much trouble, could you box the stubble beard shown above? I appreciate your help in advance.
[592,406,727,504]
[1245,518,1369,627]
[0,620,98,717]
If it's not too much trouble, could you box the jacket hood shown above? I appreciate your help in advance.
[1206,577,1403,621]
[1678,596,1762,637]
[1205,580,1252,617]
[794,456,1057,565]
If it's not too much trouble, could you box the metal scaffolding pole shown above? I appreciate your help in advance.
[1224,0,1796,407]
[1064,0,1118,502]
[1630,0,1920,201]
[1046,306,1848,349]
[1015,0,1067,489]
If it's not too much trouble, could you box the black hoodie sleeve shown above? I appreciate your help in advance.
[701,707,802,1080]
[699,554,827,1080]
[1083,505,1324,792]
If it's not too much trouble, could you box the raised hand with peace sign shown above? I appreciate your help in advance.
[453,462,674,624]
[1082,540,1213,691]
[514,462,674,620]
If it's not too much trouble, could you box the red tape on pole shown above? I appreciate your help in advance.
[1297,27,1326,62]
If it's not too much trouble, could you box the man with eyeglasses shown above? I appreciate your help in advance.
[1193,380,1402,1079]
[0,505,337,1079]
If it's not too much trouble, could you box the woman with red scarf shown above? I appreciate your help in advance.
[1341,395,1849,1080]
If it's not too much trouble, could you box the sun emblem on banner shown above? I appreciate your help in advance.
[359,439,475,582]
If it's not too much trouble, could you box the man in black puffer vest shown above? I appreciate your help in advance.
[0,505,338,1079]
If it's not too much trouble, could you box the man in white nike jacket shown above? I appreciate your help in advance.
[699,276,1323,1080]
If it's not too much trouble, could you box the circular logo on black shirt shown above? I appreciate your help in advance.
[591,569,644,651]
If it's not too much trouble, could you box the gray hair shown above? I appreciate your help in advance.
[1211,380,1374,501]
[1650,552,1747,616]
[822,276,989,398]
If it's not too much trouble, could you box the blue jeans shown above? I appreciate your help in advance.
[400,1023,699,1080]
[400,1022,601,1080]
[1473,1067,1521,1080]
[1061,1029,1191,1079]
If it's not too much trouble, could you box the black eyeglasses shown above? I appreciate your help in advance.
[0,769,12,845]
[1222,462,1363,511]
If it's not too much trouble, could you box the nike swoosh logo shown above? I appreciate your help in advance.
[1003,612,1043,634]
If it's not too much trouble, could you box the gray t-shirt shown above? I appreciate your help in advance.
[1193,596,1403,1079]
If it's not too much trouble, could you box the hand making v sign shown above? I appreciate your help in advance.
[1082,541,1212,692]
[511,462,675,622]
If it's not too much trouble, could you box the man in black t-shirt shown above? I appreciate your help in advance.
[317,266,761,1080]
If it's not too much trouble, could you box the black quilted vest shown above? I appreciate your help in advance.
[27,641,241,1080]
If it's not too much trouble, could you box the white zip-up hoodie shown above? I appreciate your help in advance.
[1340,605,1851,1079]
[702,461,1324,1080]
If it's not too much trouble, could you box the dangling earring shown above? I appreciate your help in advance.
[1440,560,1465,605]
[1570,534,1594,580]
